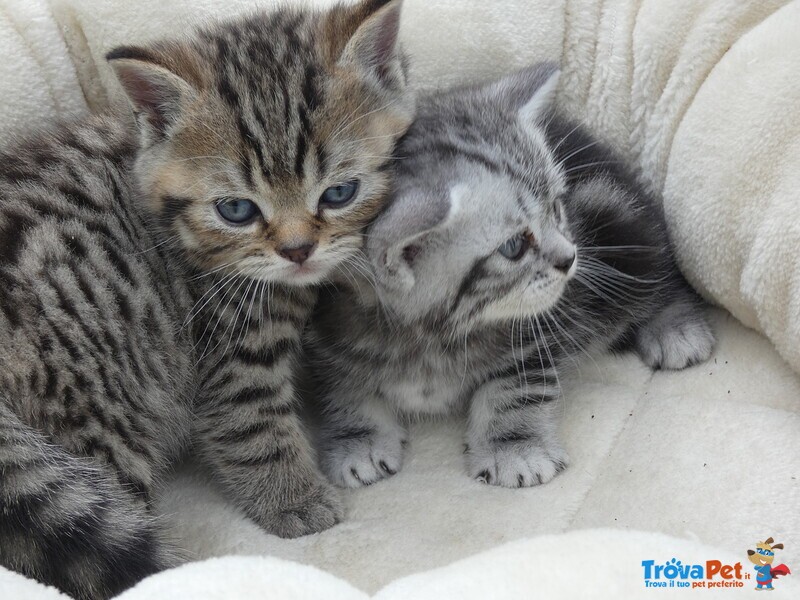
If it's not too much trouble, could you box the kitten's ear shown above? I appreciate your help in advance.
[333,0,405,90]
[368,185,458,289]
[107,46,198,138]
[491,62,561,125]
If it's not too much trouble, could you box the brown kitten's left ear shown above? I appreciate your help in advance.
[336,0,405,89]
[107,46,197,138]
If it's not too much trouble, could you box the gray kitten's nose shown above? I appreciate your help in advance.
[279,243,316,265]
[553,252,576,274]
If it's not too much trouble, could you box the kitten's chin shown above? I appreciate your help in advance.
[238,261,333,287]
[277,262,333,287]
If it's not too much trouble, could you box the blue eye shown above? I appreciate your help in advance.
[216,198,259,225]
[320,180,360,208]
[498,234,529,260]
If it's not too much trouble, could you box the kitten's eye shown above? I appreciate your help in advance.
[498,234,529,261]
[216,198,260,225]
[320,180,360,208]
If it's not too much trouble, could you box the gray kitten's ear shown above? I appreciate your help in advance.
[107,46,198,138]
[368,185,456,289]
[336,0,405,90]
[490,63,561,125]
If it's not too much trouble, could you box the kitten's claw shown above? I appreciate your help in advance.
[636,301,714,370]
[258,478,342,538]
[467,441,569,488]
[321,428,407,488]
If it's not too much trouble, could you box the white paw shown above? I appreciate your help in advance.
[321,428,407,489]
[466,440,569,488]
[637,312,714,370]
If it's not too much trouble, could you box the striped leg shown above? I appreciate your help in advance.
[465,364,568,488]
[0,404,172,600]
[193,285,341,537]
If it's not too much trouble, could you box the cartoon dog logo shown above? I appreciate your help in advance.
[747,537,791,590]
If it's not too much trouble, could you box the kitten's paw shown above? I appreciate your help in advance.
[260,478,343,538]
[466,440,569,488]
[321,428,407,489]
[636,304,714,370]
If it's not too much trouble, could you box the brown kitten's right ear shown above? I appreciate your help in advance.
[107,46,197,138]
[330,0,405,90]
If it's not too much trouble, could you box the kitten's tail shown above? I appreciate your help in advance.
[0,403,175,600]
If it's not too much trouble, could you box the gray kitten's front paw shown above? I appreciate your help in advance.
[466,440,569,488]
[259,478,342,538]
[321,428,407,489]
[636,302,714,370]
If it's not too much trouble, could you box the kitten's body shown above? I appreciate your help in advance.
[0,1,414,598]
[308,65,713,489]
[0,117,193,598]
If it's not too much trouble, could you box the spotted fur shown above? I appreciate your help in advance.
[307,64,714,489]
[0,1,414,598]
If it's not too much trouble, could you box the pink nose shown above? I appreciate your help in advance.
[278,243,316,265]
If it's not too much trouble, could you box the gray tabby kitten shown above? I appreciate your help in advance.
[0,1,413,598]
[308,64,714,489]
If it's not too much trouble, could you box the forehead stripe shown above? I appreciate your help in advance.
[293,63,321,178]
[213,36,275,185]
[294,105,310,177]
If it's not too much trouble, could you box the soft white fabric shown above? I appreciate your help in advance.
[663,0,800,374]
[0,0,798,598]
[5,529,800,599]
[0,0,85,138]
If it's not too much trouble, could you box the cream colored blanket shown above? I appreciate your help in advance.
[0,0,798,598]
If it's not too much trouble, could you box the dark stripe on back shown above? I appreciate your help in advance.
[0,211,35,265]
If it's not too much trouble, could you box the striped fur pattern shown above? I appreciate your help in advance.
[0,1,413,598]
[0,118,191,600]
[307,64,714,489]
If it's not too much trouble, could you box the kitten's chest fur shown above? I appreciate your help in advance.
[311,286,516,416]
[376,335,480,415]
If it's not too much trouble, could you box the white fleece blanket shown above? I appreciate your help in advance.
[1,0,799,598]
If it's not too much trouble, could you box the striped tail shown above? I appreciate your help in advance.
[0,404,173,600]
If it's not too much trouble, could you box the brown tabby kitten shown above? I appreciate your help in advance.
[0,1,414,598]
